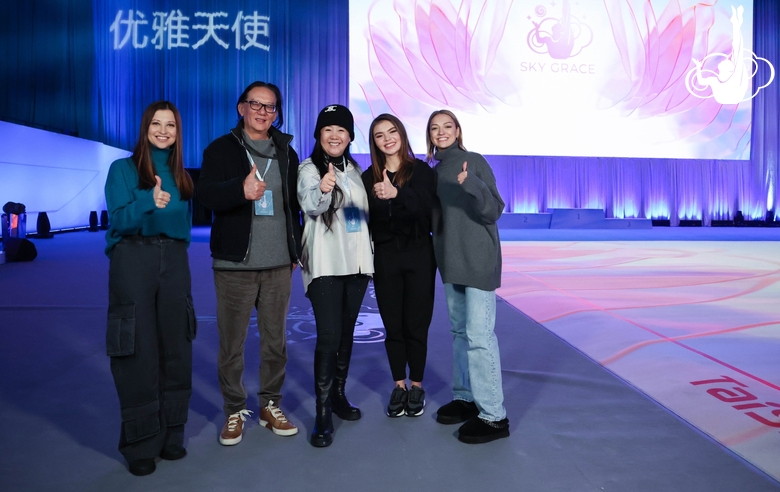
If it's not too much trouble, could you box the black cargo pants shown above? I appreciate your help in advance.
[107,236,196,462]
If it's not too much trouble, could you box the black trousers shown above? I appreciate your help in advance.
[107,236,195,462]
[308,274,370,354]
[308,273,370,400]
[373,241,436,382]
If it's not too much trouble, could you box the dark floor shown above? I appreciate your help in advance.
[0,231,777,492]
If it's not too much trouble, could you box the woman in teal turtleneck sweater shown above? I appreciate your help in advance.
[104,101,195,477]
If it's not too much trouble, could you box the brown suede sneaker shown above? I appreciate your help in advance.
[259,400,298,436]
[219,409,252,445]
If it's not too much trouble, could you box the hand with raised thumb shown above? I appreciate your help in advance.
[244,163,266,200]
[320,163,337,193]
[153,175,171,209]
[457,161,468,185]
[373,168,398,200]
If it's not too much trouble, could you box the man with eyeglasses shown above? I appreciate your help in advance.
[197,81,303,446]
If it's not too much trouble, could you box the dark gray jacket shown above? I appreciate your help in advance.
[196,123,302,263]
[432,144,504,291]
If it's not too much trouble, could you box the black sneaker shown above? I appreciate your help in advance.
[386,386,407,417]
[436,399,479,425]
[457,416,510,444]
[406,386,425,417]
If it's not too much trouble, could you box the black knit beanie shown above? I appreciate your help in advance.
[313,104,355,141]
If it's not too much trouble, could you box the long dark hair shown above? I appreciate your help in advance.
[368,114,416,190]
[309,137,355,231]
[235,81,284,128]
[132,101,193,200]
[425,109,466,162]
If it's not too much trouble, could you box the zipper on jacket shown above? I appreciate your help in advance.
[280,138,302,266]
[231,131,254,262]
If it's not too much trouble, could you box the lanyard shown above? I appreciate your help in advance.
[335,157,354,207]
[245,150,273,182]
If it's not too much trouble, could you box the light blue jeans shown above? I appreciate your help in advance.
[444,283,507,421]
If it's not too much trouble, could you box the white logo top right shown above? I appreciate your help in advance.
[685,5,774,104]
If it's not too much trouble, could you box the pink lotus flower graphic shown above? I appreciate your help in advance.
[351,0,518,149]
[602,0,755,158]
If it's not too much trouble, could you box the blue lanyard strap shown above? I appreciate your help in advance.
[335,157,354,207]
[245,150,273,182]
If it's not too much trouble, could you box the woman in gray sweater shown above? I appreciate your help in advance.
[425,109,509,444]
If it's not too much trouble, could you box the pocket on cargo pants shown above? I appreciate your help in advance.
[106,302,136,357]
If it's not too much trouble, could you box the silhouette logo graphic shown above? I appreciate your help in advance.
[685,5,774,104]
[527,0,593,59]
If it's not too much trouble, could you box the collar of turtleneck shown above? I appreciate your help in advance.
[151,146,172,166]
[325,153,345,172]
[433,143,462,163]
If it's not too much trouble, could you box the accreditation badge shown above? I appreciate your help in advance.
[254,190,274,216]
[343,206,361,233]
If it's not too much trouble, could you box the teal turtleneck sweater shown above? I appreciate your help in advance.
[104,146,191,256]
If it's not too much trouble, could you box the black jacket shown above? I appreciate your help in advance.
[361,158,436,251]
[196,123,302,262]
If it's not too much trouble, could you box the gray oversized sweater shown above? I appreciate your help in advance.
[432,144,504,291]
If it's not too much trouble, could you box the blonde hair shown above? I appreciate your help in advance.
[425,109,466,161]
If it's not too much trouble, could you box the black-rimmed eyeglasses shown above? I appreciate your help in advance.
[244,101,277,113]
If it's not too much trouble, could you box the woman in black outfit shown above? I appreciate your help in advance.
[361,113,436,417]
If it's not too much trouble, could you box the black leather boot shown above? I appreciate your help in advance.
[311,352,335,447]
[331,377,361,420]
[330,336,361,421]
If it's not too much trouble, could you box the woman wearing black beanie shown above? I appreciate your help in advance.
[297,104,374,447]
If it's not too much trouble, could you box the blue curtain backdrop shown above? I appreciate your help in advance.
[1,0,777,225]
[0,0,97,139]
[0,0,347,163]
[89,0,347,165]
[752,0,780,218]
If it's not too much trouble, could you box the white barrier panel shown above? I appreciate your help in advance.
[0,121,131,233]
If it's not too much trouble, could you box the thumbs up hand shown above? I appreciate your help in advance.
[457,161,468,185]
[373,168,398,200]
[320,163,337,193]
[153,176,171,208]
[244,163,267,200]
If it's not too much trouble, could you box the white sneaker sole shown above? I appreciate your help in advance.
[406,399,426,417]
[219,434,242,446]
[260,420,299,436]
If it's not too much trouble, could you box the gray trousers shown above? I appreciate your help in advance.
[214,266,292,415]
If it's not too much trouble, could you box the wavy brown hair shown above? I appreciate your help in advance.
[425,109,466,162]
[368,114,416,190]
[132,101,193,200]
